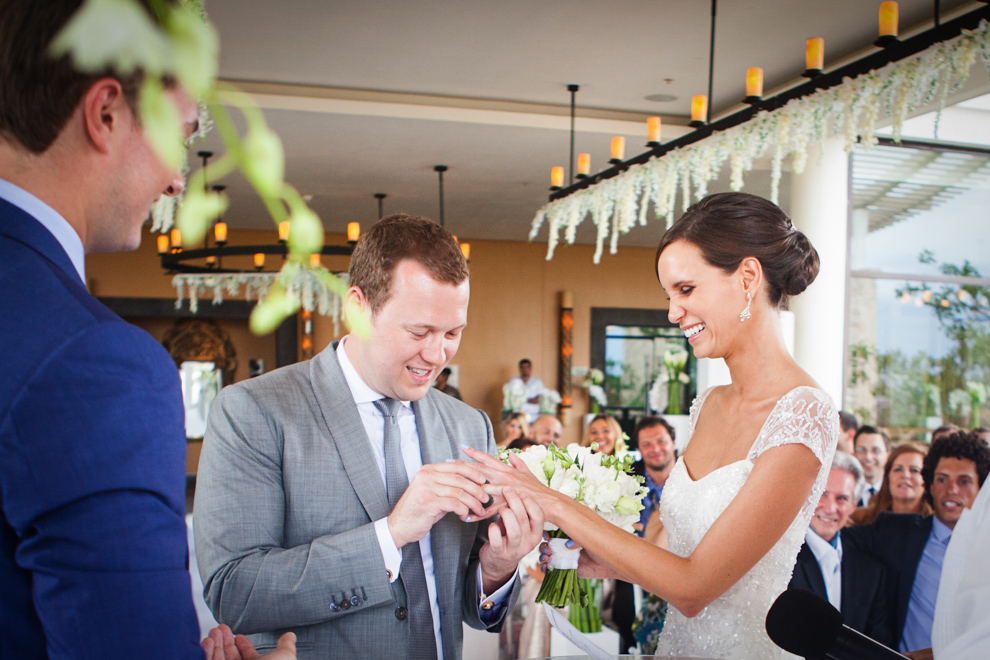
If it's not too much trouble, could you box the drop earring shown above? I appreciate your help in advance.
[739,291,752,322]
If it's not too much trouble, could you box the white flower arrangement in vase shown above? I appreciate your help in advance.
[660,349,691,415]
[580,368,607,413]
[502,379,526,413]
[539,388,562,414]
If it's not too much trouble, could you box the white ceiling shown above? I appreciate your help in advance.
[196,0,981,246]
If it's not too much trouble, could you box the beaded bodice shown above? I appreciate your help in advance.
[654,386,837,659]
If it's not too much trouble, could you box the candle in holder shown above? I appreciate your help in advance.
[170,227,181,249]
[691,95,708,124]
[577,153,590,176]
[254,253,265,269]
[806,38,824,71]
[347,222,360,243]
[746,67,763,98]
[214,221,227,243]
[647,117,662,143]
[157,234,169,254]
[205,255,217,267]
[879,1,898,38]
[278,221,290,242]
[610,136,625,161]
[309,253,321,267]
[551,166,564,188]
[459,243,471,260]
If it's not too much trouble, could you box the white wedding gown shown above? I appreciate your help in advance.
[653,386,838,659]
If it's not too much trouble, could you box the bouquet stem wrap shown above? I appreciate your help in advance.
[535,532,584,608]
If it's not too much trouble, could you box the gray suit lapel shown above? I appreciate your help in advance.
[310,343,390,522]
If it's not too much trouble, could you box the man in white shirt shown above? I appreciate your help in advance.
[855,426,891,507]
[505,359,544,422]
[195,215,543,660]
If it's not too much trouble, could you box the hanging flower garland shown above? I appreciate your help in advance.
[173,269,350,336]
[531,20,990,263]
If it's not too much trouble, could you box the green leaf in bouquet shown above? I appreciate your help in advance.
[138,77,183,168]
[51,0,171,76]
[176,186,227,245]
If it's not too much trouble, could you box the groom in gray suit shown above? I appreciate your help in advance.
[194,215,542,659]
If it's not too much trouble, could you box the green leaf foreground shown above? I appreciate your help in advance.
[55,0,357,337]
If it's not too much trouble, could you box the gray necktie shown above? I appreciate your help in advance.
[374,398,438,660]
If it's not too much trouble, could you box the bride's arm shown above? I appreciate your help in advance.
[465,442,820,617]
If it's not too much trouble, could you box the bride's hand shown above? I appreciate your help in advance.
[577,548,616,580]
[461,446,559,514]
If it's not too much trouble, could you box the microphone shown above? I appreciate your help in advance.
[766,588,907,659]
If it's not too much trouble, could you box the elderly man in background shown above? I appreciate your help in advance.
[844,432,990,653]
[788,452,892,646]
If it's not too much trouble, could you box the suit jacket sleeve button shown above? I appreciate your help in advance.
[395,606,408,620]
[350,596,362,607]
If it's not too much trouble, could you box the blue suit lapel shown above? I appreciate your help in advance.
[0,198,83,287]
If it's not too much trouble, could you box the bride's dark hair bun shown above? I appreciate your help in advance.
[657,192,820,308]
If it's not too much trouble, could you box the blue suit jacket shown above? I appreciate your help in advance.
[841,512,933,649]
[0,198,201,659]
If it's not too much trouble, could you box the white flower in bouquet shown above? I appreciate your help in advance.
[502,379,526,412]
[539,388,562,414]
[499,441,646,608]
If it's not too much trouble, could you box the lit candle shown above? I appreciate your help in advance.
[647,117,662,143]
[691,95,708,123]
[157,234,169,254]
[460,243,471,260]
[577,153,591,175]
[214,221,227,243]
[170,227,181,248]
[347,222,360,242]
[254,253,265,269]
[551,166,564,188]
[610,136,625,161]
[278,221,290,242]
[205,255,217,267]
[746,67,763,98]
[879,1,898,38]
[310,253,321,267]
[806,38,824,71]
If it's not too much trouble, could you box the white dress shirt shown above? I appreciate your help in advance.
[336,338,514,659]
[805,528,843,610]
[0,178,86,283]
[506,375,544,421]
[860,479,882,507]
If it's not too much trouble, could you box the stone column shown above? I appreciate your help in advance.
[787,138,849,406]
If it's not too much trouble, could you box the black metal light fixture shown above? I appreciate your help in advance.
[374,192,387,219]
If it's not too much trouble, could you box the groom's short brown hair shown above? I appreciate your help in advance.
[349,214,469,316]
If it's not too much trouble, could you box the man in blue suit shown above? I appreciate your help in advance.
[0,2,294,658]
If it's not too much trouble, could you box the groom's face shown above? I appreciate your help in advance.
[356,258,469,402]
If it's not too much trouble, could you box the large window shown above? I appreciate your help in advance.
[846,141,990,441]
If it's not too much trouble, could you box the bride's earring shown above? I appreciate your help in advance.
[739,292,752,322]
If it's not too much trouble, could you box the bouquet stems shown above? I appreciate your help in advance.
[534,530,588,608]
[567,578,603,633]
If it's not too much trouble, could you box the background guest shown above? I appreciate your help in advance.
[505,359,544,422]
[931,424,961,443]
[788,452,892,646]
[844,431,990,653]
[433,367,462,400]
[583,414,624,456]
[501,411,530,446]
[530,414,562,447]
[838,411,859,454]
[854,425,891,507]
[851,443,932,525]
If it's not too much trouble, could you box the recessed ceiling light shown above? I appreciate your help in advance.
[644,94,678,103]
[302,194,314,201]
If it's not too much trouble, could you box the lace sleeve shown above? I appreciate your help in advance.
[749,386,839,466]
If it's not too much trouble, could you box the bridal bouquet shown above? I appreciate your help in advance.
[500,442,646,610]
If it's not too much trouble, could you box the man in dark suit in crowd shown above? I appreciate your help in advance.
[611,416,678,653]
[0,2,294,658]
[854,425,891,507]
[844,432,990,653]
[789,452,892,645]
[837,410,858,454]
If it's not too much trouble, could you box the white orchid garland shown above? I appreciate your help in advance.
[531,20,990,263]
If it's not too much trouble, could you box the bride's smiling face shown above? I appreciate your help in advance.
[658,240,745,360]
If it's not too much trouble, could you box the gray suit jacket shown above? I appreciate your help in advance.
[194,344,517,659]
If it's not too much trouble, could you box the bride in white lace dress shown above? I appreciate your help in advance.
[467,192,838,659]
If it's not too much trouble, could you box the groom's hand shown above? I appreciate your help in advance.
[388,460,498,548]
[479,486,545,593]
[202,625,297,660]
